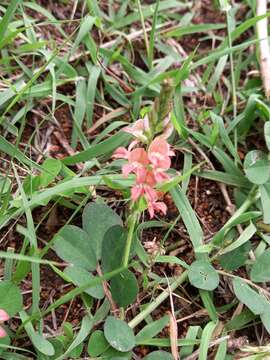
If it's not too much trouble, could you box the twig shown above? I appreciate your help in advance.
[96,264,117,313]
[87,106,129,135]
[257,0,270,98]
[185,336,230,360]
[53,131,83,170]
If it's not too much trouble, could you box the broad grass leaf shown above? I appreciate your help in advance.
[251,249,270,282]
[219,242,251,271]
[264,121,270,151]
[83,202,122,259]
[198,321,217,360]
[110,270,138,307]
[188,260,219,291]
[53,225,97,271]
[260,184,270,224]
[135,315,169,344]
[260,304,270,334]
[233,277,267,314]
[104,316,135,352]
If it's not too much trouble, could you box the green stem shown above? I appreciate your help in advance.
[225,6,237,120]
[128,271,188,329]
[123,212,138,267]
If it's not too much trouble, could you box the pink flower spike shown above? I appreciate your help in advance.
[0,326,6,338]
[0,310,9,322]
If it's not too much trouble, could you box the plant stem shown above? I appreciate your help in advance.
[128,271,188,329]
[136,0,150,62]
[123,212,138,267]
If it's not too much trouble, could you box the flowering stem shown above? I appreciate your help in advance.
[122,211,138,267]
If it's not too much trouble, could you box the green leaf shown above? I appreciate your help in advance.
[0,281,23,317]
[251,249,270,282]
[170,186,203,251]
[260,184,270,224]
[135,315,169,344]
[0,0,21,40]
[0,135,44,173]
[260,304,270,334]
[62,131,131,165]
[88,330,109,357]
[82,202,122,259]
[233,277,267,314]
[104,316,135,352]
[53,225,96,271]
[220,222,256,255]
[110,270,138,307]
[188,260,219,291]
[244,150,270,185]
[57,316,93,360]
[20,310,55,356]
[101,347,132,359]
[39,158,62,187]
[143,351,173,360]
[198,321,218,360]
[264,121,270,151]
[101,225,127,273]
[64,266,104,299]
[219,242,251,271]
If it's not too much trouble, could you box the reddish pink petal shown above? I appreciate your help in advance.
[148,137,169,154]
[0,326,6,338]
[124,119,144,136]
[135,167,148,184]
[112,147,129,159]
[129,148,149,166]
[0,310,9,322]
[154,201,167,215]
[147,201,167,218]
[145,170,157,187]
[147,203,155,218]
[154,170,170,183]
[145,186,158,202]
[122,164,135,177]
[131,185,144,201]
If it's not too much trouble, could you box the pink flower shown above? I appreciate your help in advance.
[122,148,149,177]
[148,137,175,170]
[124,118,150,142]
[147,201,167,218]
[0,309,9,338]
[112,147,129,160]
[131,168,157,202]
[0,310,9,322]
[0,327,6,338]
